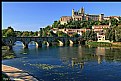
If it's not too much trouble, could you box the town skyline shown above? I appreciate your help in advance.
[2,2,121,31]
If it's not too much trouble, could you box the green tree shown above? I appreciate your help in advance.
[105,25,121,42]
[72,32,79,37]
[82,30,97,41]
[2,29,8,37]
[111,18,118,26]
[3,26,16,37]
[28,31,34,36]
[49,31,58,37]
[21,31,29,37]
[15,31,22,37]
[56,31,69,37]
[52,21,60,28]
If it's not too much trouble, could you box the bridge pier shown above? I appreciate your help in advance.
[69,40,74,46]
[9,46,13,50]
[78,41,81,44]
[23,44,28,49]
[49,42,52,46]
[58,41,64,46]
[36,42,42,48]
[38,43,42,48]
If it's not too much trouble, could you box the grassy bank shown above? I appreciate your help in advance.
[86,41,112,47]
[2,46,16,59]
[111,42,121,47]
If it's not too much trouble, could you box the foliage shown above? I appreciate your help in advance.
[86,41,112,47]
[21,31,29,37]
[51,20,110,29]
[110,18,119,26]
[82,30,97,41]
[49,31,58,37]
[72,32,79,37]
[52,21,60,28]
[56,31,69,37]
[2,17,121,41]
[105,25,121,42]
[2,26,16,37]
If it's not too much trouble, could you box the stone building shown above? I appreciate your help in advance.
[60,16,72,25]
[72,7,104,21]
[59,7,104,25]
[92,25,110,32]
[104,16,120,21]
[51,28,91,37]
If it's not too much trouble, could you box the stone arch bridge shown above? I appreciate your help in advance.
[2,37,85,49]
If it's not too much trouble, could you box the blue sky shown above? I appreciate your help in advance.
[2,2,121,31]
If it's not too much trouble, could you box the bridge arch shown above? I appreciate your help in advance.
[28,41,39,48]
[53,38,64,46]
[13,41,25,48]
[42,41,50,47]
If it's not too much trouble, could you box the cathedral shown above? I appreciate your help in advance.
[59,7,104,25]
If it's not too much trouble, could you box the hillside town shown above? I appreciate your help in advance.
[2,3,121,81]
[2,7,121,43]
[49,7,121,43]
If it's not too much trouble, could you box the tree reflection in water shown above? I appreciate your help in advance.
[60,46,121,71]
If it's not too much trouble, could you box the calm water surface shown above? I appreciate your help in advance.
[2,42,121,81]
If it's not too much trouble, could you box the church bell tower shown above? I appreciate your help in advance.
[81,7,85,14]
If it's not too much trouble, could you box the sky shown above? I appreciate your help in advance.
[2,2,121,31]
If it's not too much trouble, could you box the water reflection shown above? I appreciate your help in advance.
[59,46,121,70]
[3,44,121,81]
[71,58,84,70]
[96,47,105,64]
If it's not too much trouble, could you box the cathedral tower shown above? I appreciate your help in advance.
[81,7,85,14]
[72,9,75,18]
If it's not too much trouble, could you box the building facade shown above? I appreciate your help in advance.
[104,16,120,21]
[92,25,110,32]
[51,28,91,37]
[60,7,104,25]
[60,16,72,25]
[72,7,104,21]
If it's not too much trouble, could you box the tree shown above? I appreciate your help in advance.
[82,30,97,41]
[111,18,118,26]
[105,25,121,42]
[49,31,58,37]
[56,31,69,37]
[3,26,16,37]
[33,31,38,36]
[72,32,79,37]
[100,20,109,25]
[52,21,60,28]
[21,31,29,37]
[29,31,34,36]
[2,29,8,37]
[15,31,22,37]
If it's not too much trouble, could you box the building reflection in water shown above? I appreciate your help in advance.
[71,58,84,70]
[60,46,106,70]
[96,47,105,64]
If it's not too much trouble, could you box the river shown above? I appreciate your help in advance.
[2,41,121,81]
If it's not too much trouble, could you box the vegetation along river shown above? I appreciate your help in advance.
[2,41,121,81]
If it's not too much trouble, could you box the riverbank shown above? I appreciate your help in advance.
[86,41,121,47]
[2,46,16,59]
[86,41,112,47]
[2,64,38,81]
